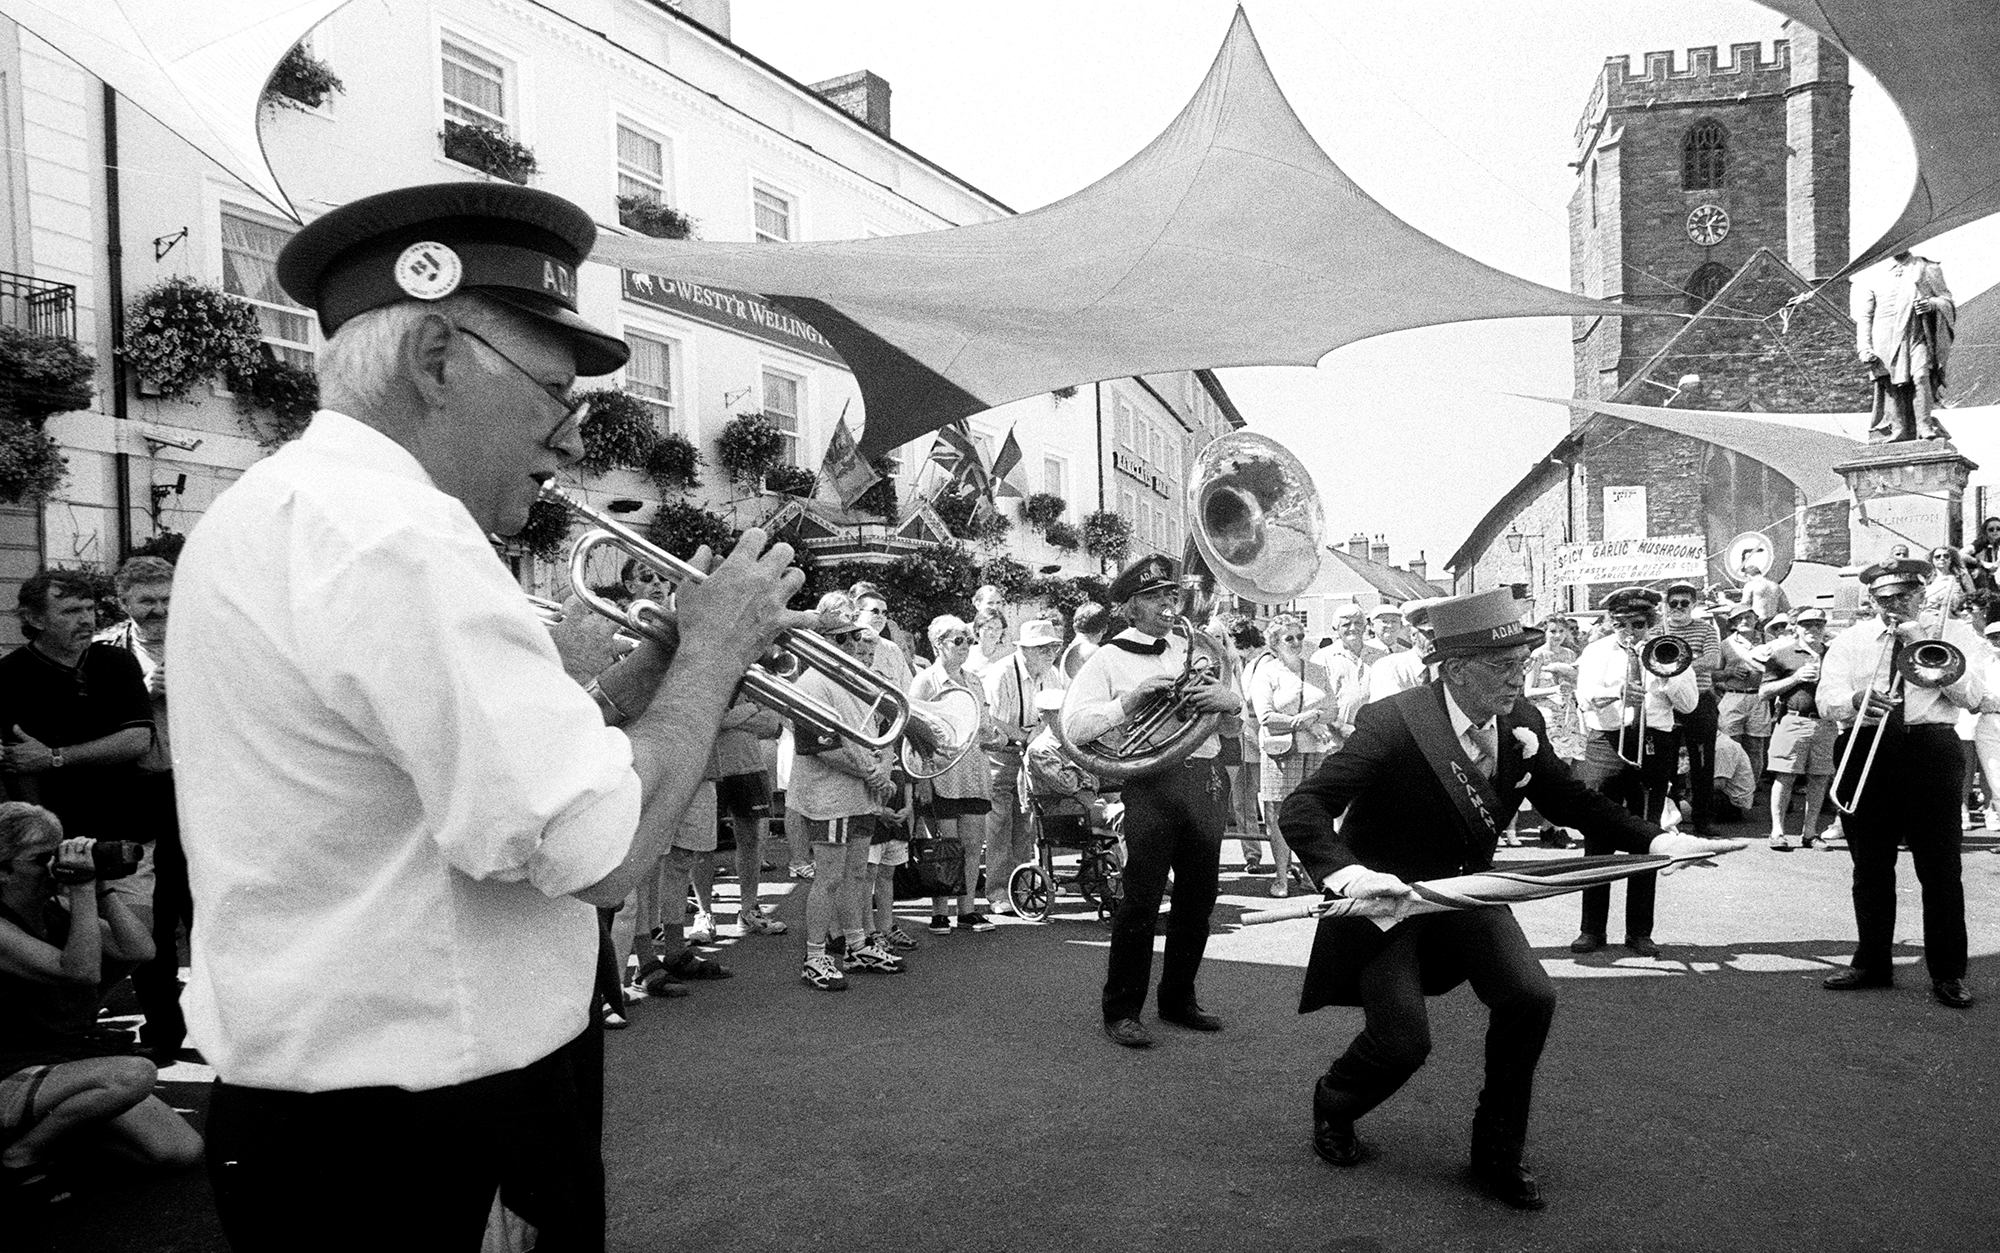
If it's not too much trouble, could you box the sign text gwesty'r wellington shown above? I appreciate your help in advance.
[621,271,848,368]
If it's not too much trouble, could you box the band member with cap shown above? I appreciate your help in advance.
[169,183,810,1248]
[982,616,1066,915]
[1660,581,1722,834]
[1063,554,1241,1049]
[1570,586,1697,957]
[1818,557,1990,1009]
[1761,607,1835,851]
[1366,599,1436,703]
[1279,590,1739,1209]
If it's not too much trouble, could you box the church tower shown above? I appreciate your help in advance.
[1568,21,1849,406]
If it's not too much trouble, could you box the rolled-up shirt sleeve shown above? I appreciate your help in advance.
[309,528,640,898]
[1062,649,1126,746]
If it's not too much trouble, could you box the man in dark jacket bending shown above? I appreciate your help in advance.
[1279,590,1739,1210]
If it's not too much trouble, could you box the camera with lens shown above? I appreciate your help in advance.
[50,840,145,884]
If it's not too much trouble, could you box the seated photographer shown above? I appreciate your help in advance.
[0,803,203,1193]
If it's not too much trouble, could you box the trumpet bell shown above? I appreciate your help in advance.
[1641,635,1693,678]
[1187,432,1324,604]
[1895,640,1967,689]
[900,687,982,780]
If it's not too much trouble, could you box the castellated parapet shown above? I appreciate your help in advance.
[1576,41,1791,154]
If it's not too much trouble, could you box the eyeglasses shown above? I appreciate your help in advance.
[1276,633,1305,643]
[941,634,973,646]
[1666,598,1693,609]
[456,327,589,451]
[1464,655,1530,681]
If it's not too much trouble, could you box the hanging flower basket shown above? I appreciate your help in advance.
[0,417,66,503]
[440,121,538,184]
[226,351,318,446]
[120,277,265,401]
[765,464,816,496]
[716,412,785,489]
[1082,510,1132,565]
[979,555,1034,601]
[1022,492,1067,530]
[574,389,660,477]
[644,430,703,495]
[0,327,96,420]
[933,489,1010,544]
[616,195,697,240]
[513,498,573,564]
[648,499,735,561]
[265,43,344,110]
[1043,519,1081,551]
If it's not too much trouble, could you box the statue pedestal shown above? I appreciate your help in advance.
[1833,441,1978,567]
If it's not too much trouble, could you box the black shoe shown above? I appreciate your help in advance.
[1103,1017,1153,1048]
[1470,1157,1546,1210]
[1624,935,1660,958]
[1569,932,1604,954]
[1933,978,1974,1009]
[1823,967,1894,992]
[1313,1113,1364,1167]
[1159,1003,1223,1032]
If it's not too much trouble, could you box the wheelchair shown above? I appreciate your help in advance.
[1006,793,1124,923]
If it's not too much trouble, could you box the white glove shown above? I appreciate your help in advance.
[1648,832,1747,874]
[1324,867,1418,900]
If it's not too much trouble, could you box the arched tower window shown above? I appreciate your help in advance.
[1684,261,1732,313]
[1682,120,1727,190]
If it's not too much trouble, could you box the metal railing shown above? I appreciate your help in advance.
[0,271,77,340]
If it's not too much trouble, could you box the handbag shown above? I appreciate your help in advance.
[894,815,966,900]
[1258,659,1306,757]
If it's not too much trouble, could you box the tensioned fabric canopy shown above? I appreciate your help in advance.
[595,9,1635,454]
[1764,0,2000,280]
[0,0,349,221]
[1533,396,1864,506]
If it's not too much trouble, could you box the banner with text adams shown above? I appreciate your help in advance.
[621,272,848,368]
[1549,535,1708,586]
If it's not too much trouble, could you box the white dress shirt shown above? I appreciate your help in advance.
[1575,633,1697,732]
[171,410,641,1092]
[1365,648,1429,705]
[1062,628,1218,760]
[1816,614,1991,726]
[984,651,1066,747]
[1442,683,1499,775]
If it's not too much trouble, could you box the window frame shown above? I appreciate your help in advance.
[759,364,807,467]
[1681,119,1727,191]
[433,23,530,157]
[1042,453,1069,509]
[620,328,682,431]
[216,199,316,370]
[750,178,798,244]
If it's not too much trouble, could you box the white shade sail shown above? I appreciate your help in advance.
[0,0,351,221]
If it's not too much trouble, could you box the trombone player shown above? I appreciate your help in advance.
[1818,557,1988,1008]
[169,184,813,1249]
[1571,587,1697,956]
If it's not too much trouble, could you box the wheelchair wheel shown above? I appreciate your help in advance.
[1008,862,1054,922]
[1078,844,1125,916]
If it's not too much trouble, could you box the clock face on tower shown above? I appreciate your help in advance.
[1685,203,1731,247]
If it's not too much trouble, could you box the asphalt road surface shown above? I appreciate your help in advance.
[22,814,2000,1253]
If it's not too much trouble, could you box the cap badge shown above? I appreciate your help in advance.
[394,241,463,300]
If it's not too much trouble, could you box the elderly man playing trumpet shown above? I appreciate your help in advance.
[170,184,811,1251]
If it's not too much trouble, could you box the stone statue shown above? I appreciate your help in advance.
[1856,251,1955,443]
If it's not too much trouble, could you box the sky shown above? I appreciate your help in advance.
[734,0,2000,572]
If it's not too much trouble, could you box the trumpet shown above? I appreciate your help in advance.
[537,484,911,751]
[1829,604,1966,814]
[1615,634,1693,767]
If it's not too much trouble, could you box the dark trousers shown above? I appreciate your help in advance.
[1834,722,1967,981]
[1678,690,1720,831]
[594,907,626,1016]
[206,1025,605,1253]
[1102,758,1227,1022]
[1577,729,1671,939]
[131,772,191,1054]
[1318,908,1555,1159]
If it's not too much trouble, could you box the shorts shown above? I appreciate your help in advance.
[922,794,992,820]
[670,782,719,853]
[1767,712,1837,776]
[1717,691,1773,739]
[867,838,910,867]
[715,770,771,820]
[0,1064,53,1133]
[801,814,876,846]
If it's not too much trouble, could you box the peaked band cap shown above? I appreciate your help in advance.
[1426,589,1543,657]
[1857,557,1933,592]
[1603,586,1663,619]
[1108,554,1180,605]
[276,182,629,376]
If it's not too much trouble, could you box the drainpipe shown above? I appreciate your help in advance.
[1094,381,1106,575]
[103,83,132,560]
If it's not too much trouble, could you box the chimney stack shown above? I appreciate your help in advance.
[1370,534,1390,565]
[1408,550,1427,581]
[1347,532,1369,560]
[810,70,892,137]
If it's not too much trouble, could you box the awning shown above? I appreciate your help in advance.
[1530,397,1865,506]
[0,0,350,221]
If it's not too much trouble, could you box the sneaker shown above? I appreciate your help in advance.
[621,980,650,1003]
[884,925,920,951]
[800,953,849,991]
[842,940,906,974]
[600,1005,629,1030]
[740,907,788,935]
[788,863,816,881]
[988,898,1015,917]
[957,913,997,933]
[928,914,953,934]
[1768,834,1793,852]
[686,912,716,945]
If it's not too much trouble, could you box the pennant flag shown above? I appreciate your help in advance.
[819,412,880,509]
[991,427,1027,499]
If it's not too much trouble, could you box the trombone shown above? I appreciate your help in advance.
[1829,604,1966,814]
[537,484,911,751]
[1615,634,1692,767]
